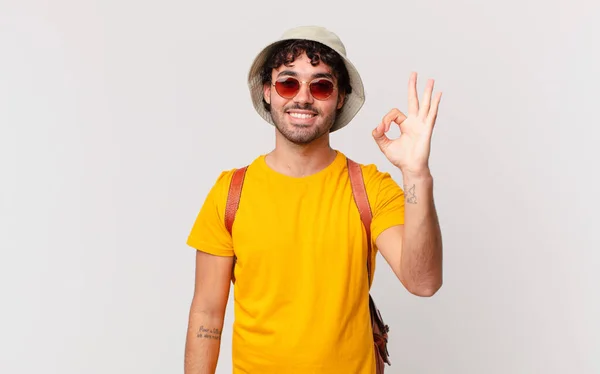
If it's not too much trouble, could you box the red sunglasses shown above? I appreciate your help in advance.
[272,76,336,101]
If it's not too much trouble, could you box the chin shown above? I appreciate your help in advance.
[275,124,317,144]
[285,131,319,145]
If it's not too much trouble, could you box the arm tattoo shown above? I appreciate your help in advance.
[196,325,222,340]
[405,184,417,204]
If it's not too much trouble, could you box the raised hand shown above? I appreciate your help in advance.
[372,72,442,177]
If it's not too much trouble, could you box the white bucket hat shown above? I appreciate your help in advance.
[247,25,365,133]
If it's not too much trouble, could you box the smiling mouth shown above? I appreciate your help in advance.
[287,111,317,119]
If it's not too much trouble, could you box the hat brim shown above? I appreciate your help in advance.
[247,37,365,133]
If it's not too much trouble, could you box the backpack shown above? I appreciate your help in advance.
[223,157,391,373]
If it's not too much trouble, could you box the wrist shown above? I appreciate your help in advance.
[400,167,432,182]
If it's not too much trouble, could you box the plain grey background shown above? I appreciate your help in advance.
[1,0,598,373]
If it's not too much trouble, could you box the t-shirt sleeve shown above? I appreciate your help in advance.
[186,170,235,257]
[363,164,405,244]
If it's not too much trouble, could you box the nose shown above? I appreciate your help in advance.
[293,81,314,105]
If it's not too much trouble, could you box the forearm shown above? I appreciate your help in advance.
[184,308,225,374]
[400,169,443,296]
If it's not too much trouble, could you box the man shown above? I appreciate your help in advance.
[183,25,443,374]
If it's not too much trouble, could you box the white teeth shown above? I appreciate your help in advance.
[289,112,314,119]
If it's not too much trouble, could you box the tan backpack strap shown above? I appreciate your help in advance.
[225,166,248,235]
[346,158,374,285]
[224,166,248,283]
[348,160,392,368]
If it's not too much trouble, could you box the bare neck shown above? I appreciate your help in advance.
[265,133,338,178]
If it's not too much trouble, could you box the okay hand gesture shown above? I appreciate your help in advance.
[372,72,442,177]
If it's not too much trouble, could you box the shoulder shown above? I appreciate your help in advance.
[362,163,402,198]
[210,168,237,192]
[343,154,397,187]
[207,155,263,196]
[342,154,404,202]
[359,162,387,182]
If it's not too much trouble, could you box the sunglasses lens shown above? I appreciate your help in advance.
[274,77,300,98]
[274,77,335,100]
[310,79,334,100]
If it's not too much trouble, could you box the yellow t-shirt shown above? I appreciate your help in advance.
[187,150,405,374]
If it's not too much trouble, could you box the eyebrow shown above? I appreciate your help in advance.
[277,70,335,80]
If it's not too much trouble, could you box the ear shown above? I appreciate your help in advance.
[336,91,346,110]
[263,82,271,105]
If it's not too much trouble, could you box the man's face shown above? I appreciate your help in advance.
[263,52,345,145]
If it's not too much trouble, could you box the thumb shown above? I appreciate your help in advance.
[372,123,391,150]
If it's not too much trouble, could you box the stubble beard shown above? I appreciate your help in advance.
[271,105,337,145]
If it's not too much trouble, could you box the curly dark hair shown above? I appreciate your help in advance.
[260,39,353,112]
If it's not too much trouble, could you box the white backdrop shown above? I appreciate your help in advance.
[1,0,598,373]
